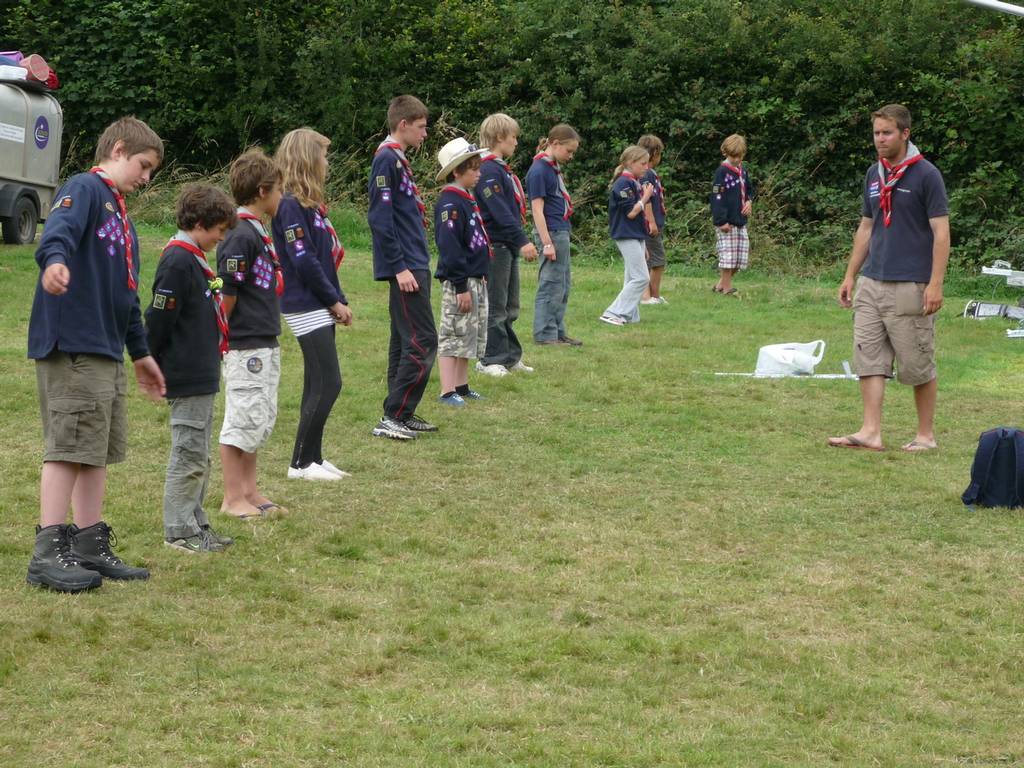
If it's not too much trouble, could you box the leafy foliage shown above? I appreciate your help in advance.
[5,0,1024,267]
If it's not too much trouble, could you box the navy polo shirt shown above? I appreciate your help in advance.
[860,158,948,284]
[526,157,571,233]
[608,175,647,240]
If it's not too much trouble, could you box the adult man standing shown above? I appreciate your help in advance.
[829,104,950,452]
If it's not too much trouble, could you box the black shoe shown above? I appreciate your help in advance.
[372,416,417,440]
[70,522,150,581]
[404,413,438,433]
[26,524,102,592]
[558,335,583,347]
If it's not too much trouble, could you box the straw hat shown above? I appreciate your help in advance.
[436,137,488,182]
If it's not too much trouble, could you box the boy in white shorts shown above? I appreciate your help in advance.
[216,149,287,519]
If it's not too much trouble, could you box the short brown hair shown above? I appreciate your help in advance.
[94,116,164,164]
[871,104,912,132]
[175,184,237,231]
[387,95,429,132]
[638,134,664,158]
[446,154,482,183]
[537,123,580,153]
[229,148,282,206]
[720,134,747,159]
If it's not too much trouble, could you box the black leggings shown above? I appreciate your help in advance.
[292,324,342,468]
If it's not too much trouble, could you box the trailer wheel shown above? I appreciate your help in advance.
[2,196,39,245]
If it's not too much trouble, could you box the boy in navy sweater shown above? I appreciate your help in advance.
[474,113,538,376]
[26,117,164,592]
[367,95,438,439]
[710,133,755,295]
[434,138,491,405]
[216,149,287,517]
[146,185,237,553]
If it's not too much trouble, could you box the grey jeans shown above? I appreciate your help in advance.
[604,238,650,323]
[532,229,572,342]
[482,242,523,366]
[163,394,214,539]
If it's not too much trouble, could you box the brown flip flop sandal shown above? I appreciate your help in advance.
[827,435,884,451]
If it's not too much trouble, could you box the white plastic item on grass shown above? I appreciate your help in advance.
[755,340,826,376]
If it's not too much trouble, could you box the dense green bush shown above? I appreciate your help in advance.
[4,0,1023,268]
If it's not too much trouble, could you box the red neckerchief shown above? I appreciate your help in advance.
[89,167,136,290]
[650,168,666,216]
[442,185,493,258]
[482,153,527,225]
[376,140,428,229]
[620,171,650,235]
[721,161,748,205]
[879,153,924,228]
[533,152,574,219]
[164,238,229,356]
[316,204,345,269]
[236,211,284,296]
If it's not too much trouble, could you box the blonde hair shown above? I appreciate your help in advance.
[611,145,649,185]
[637,134,664,159]
[720,134,747,160]
[480,113,520,149]
[536,123,580,153]
[277,128,330,208]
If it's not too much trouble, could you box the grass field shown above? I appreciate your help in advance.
[1,213,1023,767]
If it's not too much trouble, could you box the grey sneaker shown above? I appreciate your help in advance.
[372,416,417,440]
[404,413,439,433]
[201,524,233,548]
[164,530,226,554]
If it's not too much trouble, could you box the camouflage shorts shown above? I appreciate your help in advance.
[438,277,488,359]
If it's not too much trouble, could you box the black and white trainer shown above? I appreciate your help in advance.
[372,416,417,440]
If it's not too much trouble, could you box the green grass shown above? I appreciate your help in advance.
[1,217,1024,767]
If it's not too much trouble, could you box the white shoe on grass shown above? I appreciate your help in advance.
[509,360,534,373]
[599,314,626,326]
[288,463,342,481]
[640,297,661,305]
[318,460,351,478]
[474,361,509,377]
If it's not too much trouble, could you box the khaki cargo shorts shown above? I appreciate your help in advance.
[853,276,936,386]
[219,347,281,453]
[36,352,127,466]
[438,277,488,359]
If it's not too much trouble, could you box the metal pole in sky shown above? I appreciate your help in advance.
[964,0,1024,16]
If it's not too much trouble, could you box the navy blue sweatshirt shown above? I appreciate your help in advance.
[710,163,756,227]
[217,217,281,349]
[271,195,347,313]
[434,186,490,293]
[643,168,666,231]
[367,141,431,279]
[28,172,148,362]
[144,235,221,398]
[475,156,529,251]
[608,173,648,240]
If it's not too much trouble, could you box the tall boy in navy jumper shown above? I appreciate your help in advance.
[146,185,237,553]
[434,138,491,404]
[367,95,438,439]
[475,113,538,376]
[26,116,164,591]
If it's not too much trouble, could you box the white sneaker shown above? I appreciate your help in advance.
[318,460,352,478]
[640,298,661,305]
[657,296,668,305]
[287,463,342,481]
[599,314,626,326]
[474,361,509,377]
[509,360,534,373]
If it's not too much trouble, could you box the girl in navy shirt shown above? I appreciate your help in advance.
[272,128,352,482]
[526,124,581,346]
[600,146,655,326]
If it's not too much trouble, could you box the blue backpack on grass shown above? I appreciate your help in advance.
[962,427,1024,509]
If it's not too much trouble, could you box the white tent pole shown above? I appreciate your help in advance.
[964,0,1024,17]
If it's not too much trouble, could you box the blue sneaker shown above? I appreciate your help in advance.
[439,393,466,407]
[462,389,485,400]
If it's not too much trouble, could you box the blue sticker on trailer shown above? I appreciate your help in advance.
[34,115,48,149]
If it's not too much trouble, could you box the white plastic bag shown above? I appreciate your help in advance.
[755,340,826,376]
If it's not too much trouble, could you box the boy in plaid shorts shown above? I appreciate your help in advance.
[433,138,491,406]
[710,134,755,295]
